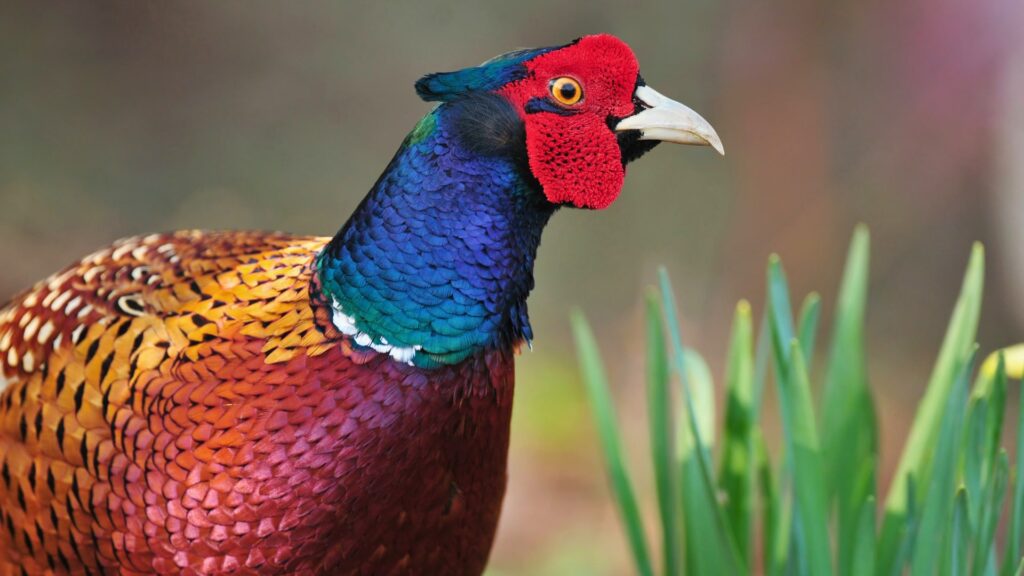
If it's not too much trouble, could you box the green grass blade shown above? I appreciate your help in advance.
[963,396,989,528]
[657,270,714,456]
[910,351,973,576]
[765,256,802,575]
[851,495,876,576]
[773,489,797,576]
[781,343,833,576]
[947,487,969,576]
[985,359,1008,471]
[974,450,1009,576]
[571,310,654,576]
[658,269,747,575]
[820,226,877,575]
[766,255,810,576]
[967,354,1008,531]
[880,243,985,572]
[644,293,680,576]
[757,432,781,576]
[1007,371,1024,576]
[719,300,756,566]
[887,475,920,576]
[683,348,717,449]
[969,355,1007,576]
[767,255,797,373]
[797,293,821,370]
[680,443,743,575]
[753,305,772,421]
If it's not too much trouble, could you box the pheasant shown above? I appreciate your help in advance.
[0,34,721,575]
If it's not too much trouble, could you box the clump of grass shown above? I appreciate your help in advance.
[572,226,1024,575]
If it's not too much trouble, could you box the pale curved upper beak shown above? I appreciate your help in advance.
[615,85,724,155]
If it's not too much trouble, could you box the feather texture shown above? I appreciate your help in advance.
[0,231,514,575]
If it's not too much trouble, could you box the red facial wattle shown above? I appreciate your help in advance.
[499,34,640,209]
[497,34,724,210]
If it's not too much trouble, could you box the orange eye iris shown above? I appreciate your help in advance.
[550,77,583,105]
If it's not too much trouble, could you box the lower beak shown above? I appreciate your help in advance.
[615,85,725,155]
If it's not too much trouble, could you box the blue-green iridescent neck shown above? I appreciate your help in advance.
[318,100,555,368]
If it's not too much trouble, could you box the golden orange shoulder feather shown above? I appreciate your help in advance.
[0,231,337,390]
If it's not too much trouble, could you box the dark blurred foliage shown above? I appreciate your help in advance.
[1,1,1022,573]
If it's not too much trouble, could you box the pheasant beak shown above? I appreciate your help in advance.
[615,85,725,155]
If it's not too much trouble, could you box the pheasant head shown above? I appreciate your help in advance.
[416,33,724,209]
[319,34,723,368]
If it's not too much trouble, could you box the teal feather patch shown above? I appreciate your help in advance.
[414,47,553,102]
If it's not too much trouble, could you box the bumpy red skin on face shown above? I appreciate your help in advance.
[0,232,513,575]
[499,34,641,209]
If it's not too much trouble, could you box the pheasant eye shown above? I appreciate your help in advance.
[550,77,583,105]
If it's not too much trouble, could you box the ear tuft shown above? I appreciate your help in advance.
[414,46,553,103]
[415,66,528,103]
[415,72,466,102]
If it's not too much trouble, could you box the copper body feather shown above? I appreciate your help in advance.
[0,232,513,575]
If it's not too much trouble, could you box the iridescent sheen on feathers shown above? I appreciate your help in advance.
[317,95,555,368]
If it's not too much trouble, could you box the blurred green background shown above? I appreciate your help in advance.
[1,1,1022,574]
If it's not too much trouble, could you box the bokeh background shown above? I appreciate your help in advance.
[2,1,1023,574]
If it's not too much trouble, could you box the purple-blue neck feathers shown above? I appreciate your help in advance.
[317,94,555,368]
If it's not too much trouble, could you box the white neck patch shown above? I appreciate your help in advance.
[329,297,420,365]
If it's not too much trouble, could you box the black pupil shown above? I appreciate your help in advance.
[559,82,577,100]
